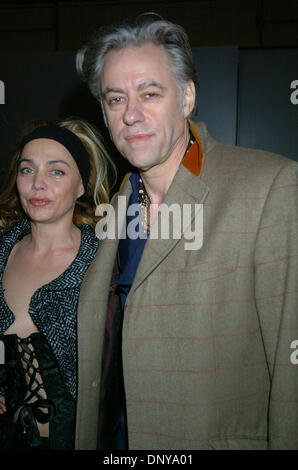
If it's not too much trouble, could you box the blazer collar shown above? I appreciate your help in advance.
[129,163,209,295]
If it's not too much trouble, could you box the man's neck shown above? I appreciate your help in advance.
[140,123,190,206]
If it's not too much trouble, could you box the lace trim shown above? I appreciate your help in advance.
[14,335,55,447]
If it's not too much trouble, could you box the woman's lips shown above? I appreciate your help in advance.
[29,198,51,207]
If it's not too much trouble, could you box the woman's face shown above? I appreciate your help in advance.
[17,138,84,225]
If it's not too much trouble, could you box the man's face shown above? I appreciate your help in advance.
[100,43,194,173]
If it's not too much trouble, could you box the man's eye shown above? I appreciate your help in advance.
[110,97,124,105]
[145,92,159,99]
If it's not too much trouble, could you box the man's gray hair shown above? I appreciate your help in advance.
[76,13,198,113]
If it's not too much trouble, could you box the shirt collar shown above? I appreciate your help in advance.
[181,120,205,177]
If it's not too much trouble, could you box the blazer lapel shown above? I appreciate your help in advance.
[128,164,209,296]
[77,181,132,339]
[90,162,209,302]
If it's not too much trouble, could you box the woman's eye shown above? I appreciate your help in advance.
[51,169,64,176]
[19,167,33,174]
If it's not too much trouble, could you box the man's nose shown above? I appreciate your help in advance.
[123,100,145,126]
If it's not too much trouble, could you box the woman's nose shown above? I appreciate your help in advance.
[32,171,47,190]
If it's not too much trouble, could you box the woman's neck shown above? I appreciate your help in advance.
[26,218,81,255]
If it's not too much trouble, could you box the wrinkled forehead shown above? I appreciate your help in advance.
[100,42,176,91]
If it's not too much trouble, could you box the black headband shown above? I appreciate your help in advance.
[19,125,90,192]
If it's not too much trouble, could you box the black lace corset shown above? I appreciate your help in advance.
[0,332,75,449]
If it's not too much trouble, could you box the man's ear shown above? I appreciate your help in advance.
[183,80,196,118]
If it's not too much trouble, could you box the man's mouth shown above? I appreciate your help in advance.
[125,133,153,144]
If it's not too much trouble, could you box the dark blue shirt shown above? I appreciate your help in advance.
[113,173,148,449]
[117,173,148,309]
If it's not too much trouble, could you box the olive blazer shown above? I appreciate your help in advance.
[75,122,298,450]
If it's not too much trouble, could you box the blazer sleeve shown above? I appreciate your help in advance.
[254,160,298,449]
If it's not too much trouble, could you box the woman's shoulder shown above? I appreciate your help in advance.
[52,224,100,285]
[0,219,30,245]
[79,223,100,260]
[81,223,100,246]
[0,227,8,241]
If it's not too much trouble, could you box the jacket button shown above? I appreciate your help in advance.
[92,380,98,388]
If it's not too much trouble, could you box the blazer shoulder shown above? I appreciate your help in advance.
[205,139,297,182]
[191,120,298,176]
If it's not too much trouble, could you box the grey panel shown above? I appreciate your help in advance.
[192,46,238,146]
[237,48,298,162]
[0,48,239,186]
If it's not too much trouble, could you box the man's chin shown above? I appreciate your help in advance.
[123,153,154,172]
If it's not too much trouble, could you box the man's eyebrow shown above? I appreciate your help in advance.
[137,81,166,91]
[101,87,124,98]
[101,81,166,98]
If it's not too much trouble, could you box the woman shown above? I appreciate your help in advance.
[0,118,116,449]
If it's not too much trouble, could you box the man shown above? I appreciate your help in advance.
[75,14,298,450]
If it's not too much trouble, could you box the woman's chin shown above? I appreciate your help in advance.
[24,210,56,224]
